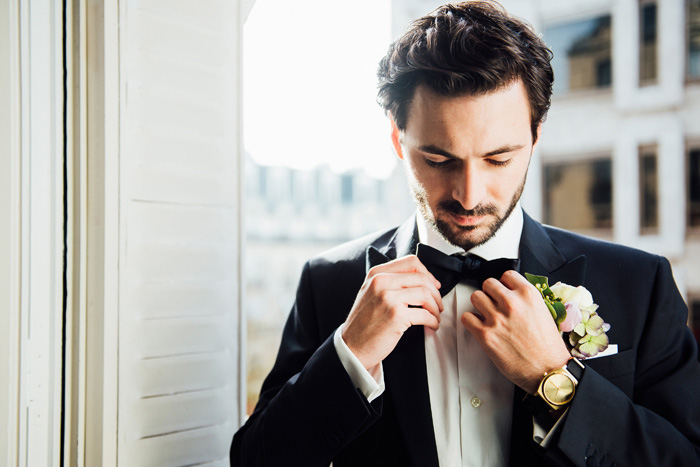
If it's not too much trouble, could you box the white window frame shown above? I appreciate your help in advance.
[1,1,66,466]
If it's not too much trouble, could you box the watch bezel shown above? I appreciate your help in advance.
[536,359,582,410]
[539,369,576,407]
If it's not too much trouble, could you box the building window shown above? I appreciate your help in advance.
[546,14,613,94]
[639,145,659,233]
[689,0,700,79]
[544,158,613,231]
[689,148,700,228]
[639,1,658,85]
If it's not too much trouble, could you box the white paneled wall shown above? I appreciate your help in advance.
[118,0,242,465]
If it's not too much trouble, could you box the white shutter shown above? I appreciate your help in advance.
[117,0,243,465]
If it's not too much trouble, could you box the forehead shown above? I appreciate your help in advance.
[402,80,533,148]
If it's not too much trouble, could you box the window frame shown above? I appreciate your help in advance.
[541,153,614,238]
[638,0,659,86]
[687,142,700,235]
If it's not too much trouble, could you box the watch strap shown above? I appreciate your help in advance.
[566,356,585,380]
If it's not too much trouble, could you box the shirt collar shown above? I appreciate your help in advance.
[416,203,523,260]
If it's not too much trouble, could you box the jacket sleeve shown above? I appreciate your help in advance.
[230,261,382,467]
[545,257,700,466]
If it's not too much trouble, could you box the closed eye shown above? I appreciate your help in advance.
[425,158,455,168]
[487,158,512,167]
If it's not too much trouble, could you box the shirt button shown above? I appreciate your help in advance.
[471,397,481,408]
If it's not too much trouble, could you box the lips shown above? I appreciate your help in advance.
[449,212,485,227]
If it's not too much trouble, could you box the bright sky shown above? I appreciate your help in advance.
[243,0,396,179]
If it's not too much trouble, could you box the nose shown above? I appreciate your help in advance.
[452,163,484,210]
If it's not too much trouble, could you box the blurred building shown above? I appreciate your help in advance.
[243,156,414,413]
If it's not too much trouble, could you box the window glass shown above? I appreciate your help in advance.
[543,158,613,231]
[639,146,658,233]
[546,15,612,94]
[689,0,700,79]
[639,1,658,84]
[242,0,414,415]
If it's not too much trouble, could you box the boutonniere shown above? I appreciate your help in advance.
[525,273,611,359]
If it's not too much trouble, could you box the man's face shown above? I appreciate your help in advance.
[392,80,539,251]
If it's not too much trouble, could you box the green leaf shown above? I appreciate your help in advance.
[551,301,567,325]
[525,273,555,300]
[545,301,557,321]
[525,273,548,287]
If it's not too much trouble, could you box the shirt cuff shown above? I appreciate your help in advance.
[333,327,385,402]
[532,409,568,447]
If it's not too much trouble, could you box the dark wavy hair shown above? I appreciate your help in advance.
[377,1,553,143]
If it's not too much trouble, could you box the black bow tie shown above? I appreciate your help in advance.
[416,243,520,296]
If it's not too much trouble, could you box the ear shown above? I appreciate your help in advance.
[532,123,543,151]
[390,118,404,160]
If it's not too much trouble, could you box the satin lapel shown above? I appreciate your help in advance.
[509,213,588,464]
[365,216,439,466]
[365,216,418,271]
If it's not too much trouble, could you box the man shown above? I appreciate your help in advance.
[231,2,700,466]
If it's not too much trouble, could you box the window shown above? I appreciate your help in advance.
[688,148,700,228]
[689,0,700,79]
[639,145,659,233]
[543,158,613,231]
[639,1,658,85]
[242,0,416,415]
[546,14,613,94]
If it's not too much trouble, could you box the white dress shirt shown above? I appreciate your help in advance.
[334,206,524,466]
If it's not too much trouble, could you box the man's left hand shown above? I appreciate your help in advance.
[461,270,571,394]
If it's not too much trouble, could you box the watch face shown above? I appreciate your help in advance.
[543,373,575,405]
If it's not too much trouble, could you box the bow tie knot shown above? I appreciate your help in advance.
[458,255,482,274]
[416,243,520,296]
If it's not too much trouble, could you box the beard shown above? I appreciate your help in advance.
[409,175,526,251]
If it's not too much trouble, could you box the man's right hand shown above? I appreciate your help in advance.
[341,255,443,375]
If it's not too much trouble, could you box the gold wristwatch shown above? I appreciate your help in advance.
[535,357,585,411]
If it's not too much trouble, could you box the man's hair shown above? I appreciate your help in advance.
[377,1,553,142]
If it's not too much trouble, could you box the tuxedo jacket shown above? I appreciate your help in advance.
[231,212,700,466]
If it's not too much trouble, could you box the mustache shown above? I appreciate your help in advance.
[438,200,498,217]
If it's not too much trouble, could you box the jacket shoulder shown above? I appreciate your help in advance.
[307,225,401,271]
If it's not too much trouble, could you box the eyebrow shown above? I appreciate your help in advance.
[418,144,526,158]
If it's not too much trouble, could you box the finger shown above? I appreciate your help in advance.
[405,306,440,330]
[498,270,528,289]
[369,272,444,312]
[392,287,442,321]
[369,255,441,289]
[480,277,510,307]
[460,310,485,333]
[498,271,543,309]
[470,289,496,323]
